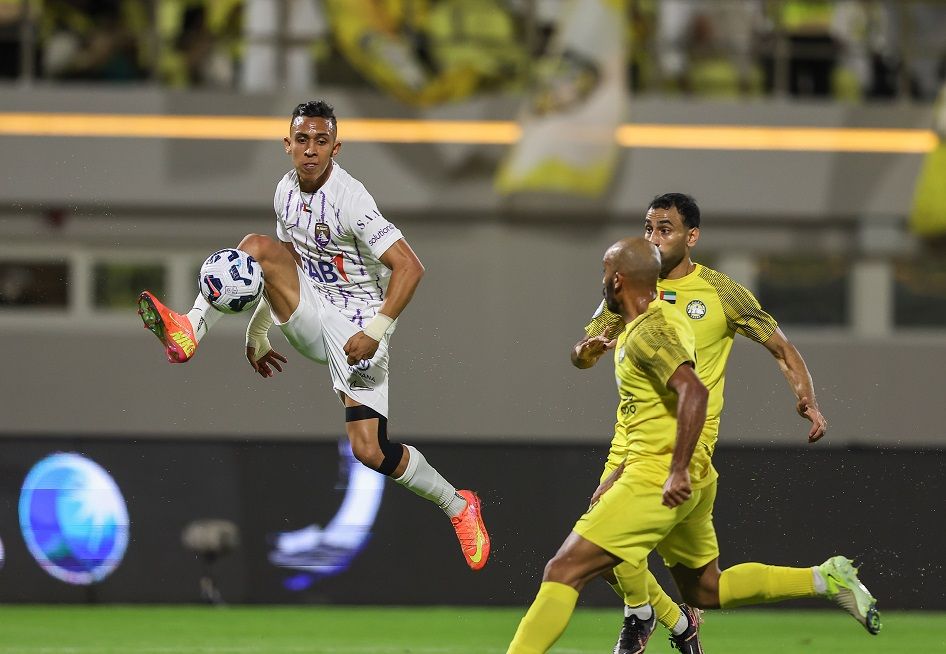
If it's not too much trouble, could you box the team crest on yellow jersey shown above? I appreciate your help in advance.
[686,299,707,320]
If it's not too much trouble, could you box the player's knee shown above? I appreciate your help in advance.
[542,555,568,584]
[238,234,276,261]
[542,555,589,592]
[345,405,402,476]
[351,437,401,477]
[348,435,383,469]
[543,552,579,584]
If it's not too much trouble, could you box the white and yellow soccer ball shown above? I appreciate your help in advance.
[198,248,264,314]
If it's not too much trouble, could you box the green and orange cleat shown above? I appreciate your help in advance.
[451,490,490,571]
[137,291,197,363]
[819,556,882,635]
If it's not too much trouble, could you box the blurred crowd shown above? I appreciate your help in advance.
[1,0,945,102]
[632,0,946,100]
[0,0,242,85]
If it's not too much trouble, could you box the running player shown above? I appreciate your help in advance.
[136,100,489,571]
[506,238,879,654]
[572,193,826,652]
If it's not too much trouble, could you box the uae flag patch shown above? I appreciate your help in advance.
[660,290,677,304]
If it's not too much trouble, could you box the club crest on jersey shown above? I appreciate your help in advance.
[686,299,707,320]
[314,222,331,249]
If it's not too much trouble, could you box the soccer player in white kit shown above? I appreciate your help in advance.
[137,100,490,571]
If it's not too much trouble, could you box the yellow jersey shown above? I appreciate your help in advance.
[614,300,715,488]
[588,264,778,472]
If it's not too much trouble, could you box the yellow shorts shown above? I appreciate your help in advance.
[576,469,719,570]
[601,448,627,482]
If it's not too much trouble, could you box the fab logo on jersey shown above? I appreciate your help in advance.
[305,254,349,284]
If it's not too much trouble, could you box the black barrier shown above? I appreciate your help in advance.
[0,438,941,609]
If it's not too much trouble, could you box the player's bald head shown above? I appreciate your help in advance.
[604,237,661,286]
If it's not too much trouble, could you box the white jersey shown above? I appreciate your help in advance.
[274,163,403,328]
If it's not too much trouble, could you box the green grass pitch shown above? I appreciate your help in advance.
[0,605,942,653]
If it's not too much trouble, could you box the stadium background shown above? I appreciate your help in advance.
[1,0,944,626]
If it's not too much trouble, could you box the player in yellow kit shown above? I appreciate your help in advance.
[506,238,880,654]
[572,194,830,652]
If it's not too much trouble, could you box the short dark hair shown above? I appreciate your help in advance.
[290,100,337,130]
[648,193,700,229]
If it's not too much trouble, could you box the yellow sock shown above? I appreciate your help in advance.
[507,581,579,654]
[648,572,683,631]
[613,560,649,606]
[612,563,681,630]
[719,563,816,609]
[611,563,681,631]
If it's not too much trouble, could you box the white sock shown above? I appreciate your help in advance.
[394,445,467,517]
[186,295,225,342]
[671,610,689,636]
[625,603,653,621]
[812,566,827,595]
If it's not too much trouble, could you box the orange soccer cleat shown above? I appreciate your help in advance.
[451,490,490,571]
[137,291,197,363]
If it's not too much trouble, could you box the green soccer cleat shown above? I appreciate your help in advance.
[137,291,197,363]
[818,556,882,635]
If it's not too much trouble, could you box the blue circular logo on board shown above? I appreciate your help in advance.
[18,453,129,585]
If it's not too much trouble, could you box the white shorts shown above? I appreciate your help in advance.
[275,266,392,417]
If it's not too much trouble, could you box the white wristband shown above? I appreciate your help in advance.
[246,296,274,360]
[363,313,394,341]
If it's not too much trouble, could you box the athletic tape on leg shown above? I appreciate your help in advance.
[345,405,402,476]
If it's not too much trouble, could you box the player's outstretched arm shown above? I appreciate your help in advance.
[343,238,424,365]
[245,295,288,378]
[762,328,827,443]
[570,334,616,369]
[574,302,622,368]
[663,363,708,508]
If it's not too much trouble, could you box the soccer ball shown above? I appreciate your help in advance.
[198,248,264,314]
